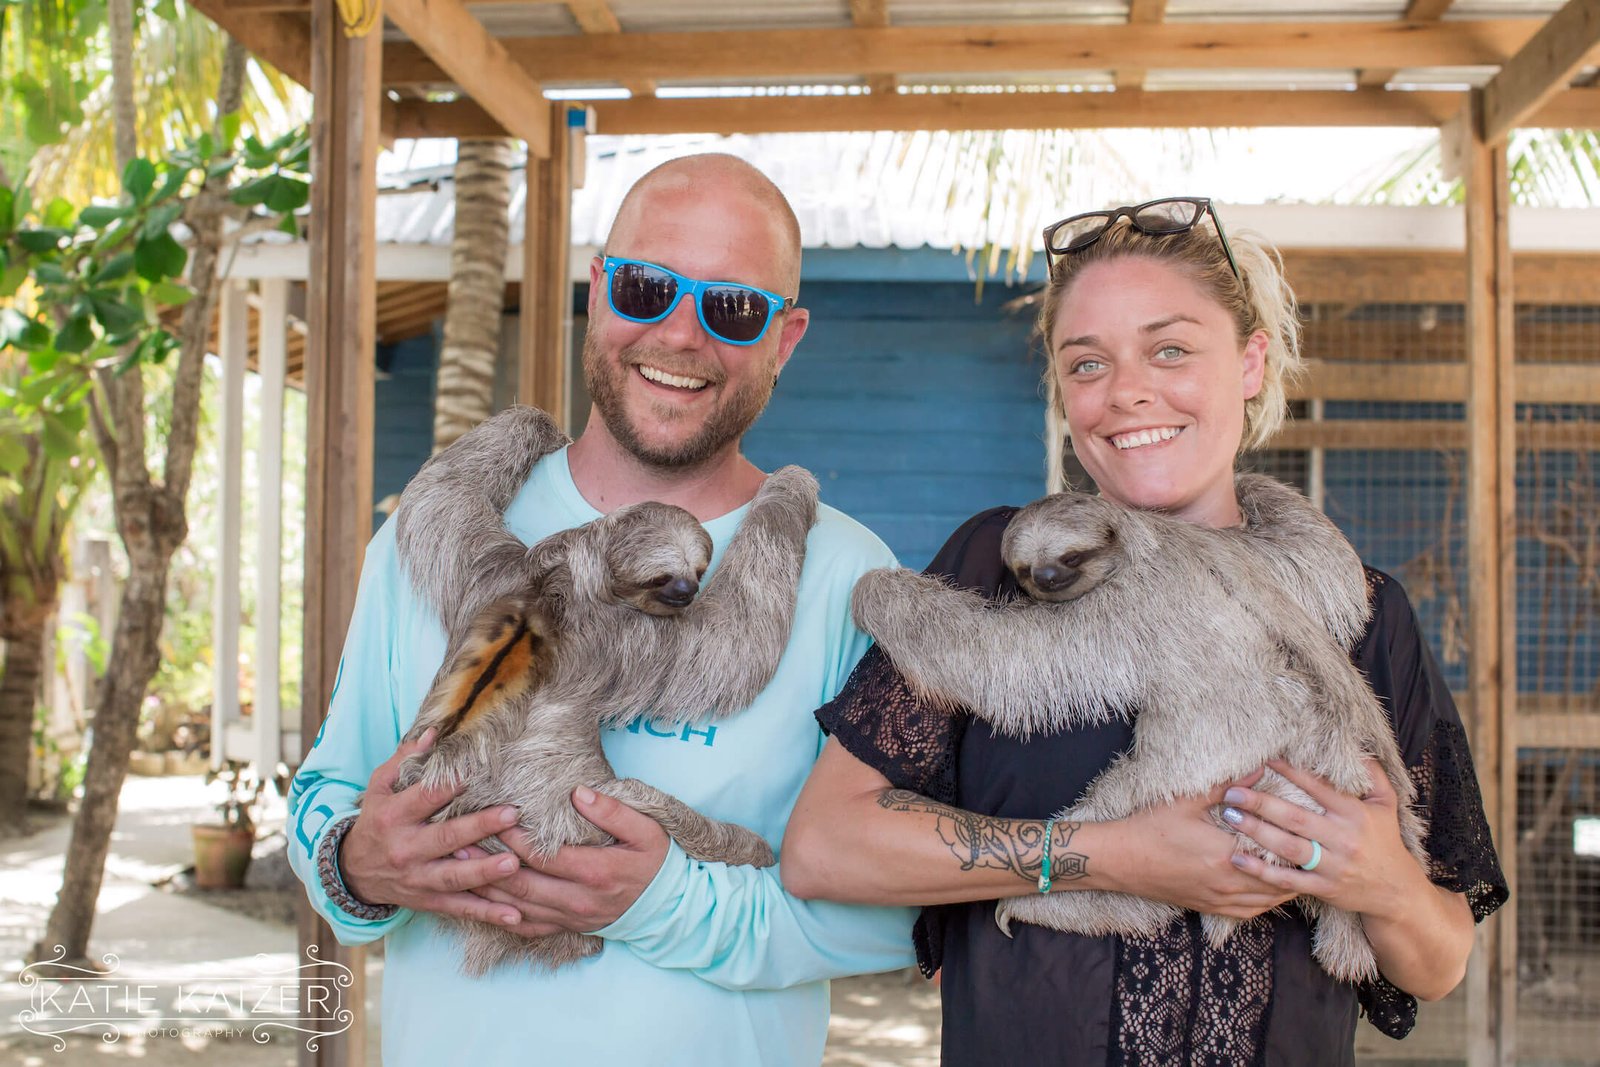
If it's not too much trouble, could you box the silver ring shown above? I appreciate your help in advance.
[1299,839,1323,872]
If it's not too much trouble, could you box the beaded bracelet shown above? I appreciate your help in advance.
[315,813,400,922]
[1037,819,1055,894]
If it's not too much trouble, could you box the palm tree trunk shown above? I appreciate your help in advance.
[105,0,137,171]
[0,619,47,834]
[432,137,515,451]
[35,29,245,966]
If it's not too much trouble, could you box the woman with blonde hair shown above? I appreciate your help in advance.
[782,198,1506,1066]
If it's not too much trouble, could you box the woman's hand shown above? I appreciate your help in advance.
[1106,780,1296,920]
[1218,758,1422,919]
[1221,758,1474,1000]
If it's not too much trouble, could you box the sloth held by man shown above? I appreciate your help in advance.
[377,406,819,975]
[850,473,1429,984]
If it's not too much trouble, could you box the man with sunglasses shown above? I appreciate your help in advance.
[287,153,917,1066]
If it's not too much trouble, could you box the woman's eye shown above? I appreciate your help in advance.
[1069,358,1104,375]
[1155,345,1186,360]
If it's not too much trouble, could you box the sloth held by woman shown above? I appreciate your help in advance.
[783,198,1508,1067]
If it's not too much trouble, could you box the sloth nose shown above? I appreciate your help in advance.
[1030,564,1074,593]
[656,577,699,607]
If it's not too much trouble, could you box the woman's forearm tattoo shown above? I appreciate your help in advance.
[876,788,1087,887]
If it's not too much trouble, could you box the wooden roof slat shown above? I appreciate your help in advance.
[1115,0,1167,92]
[1405,0,1459,19]
[381,19,1542,87]
[565,0,656,97]
[189,0,311,84]
[1480,0,1600,143]
[567,87,1600,138]
[383,0,550,153]
[394,85,1597,140]
[564,0,619,33]
[1359,0,1455,88]
[849,0,896,96]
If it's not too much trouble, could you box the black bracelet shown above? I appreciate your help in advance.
[315,813,400,922]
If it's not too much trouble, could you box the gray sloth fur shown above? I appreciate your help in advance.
[851,474,1429,985]
[380,406,818,975]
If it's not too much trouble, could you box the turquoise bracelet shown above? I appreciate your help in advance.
[1037,819,1055,894]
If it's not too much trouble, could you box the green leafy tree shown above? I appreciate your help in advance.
[1,21,307,961]
[0,121,308,834]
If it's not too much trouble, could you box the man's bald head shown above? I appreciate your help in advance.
[606,154,803,294]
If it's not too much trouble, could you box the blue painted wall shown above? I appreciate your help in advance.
[742,280,1046,569]
[372,329,438,532]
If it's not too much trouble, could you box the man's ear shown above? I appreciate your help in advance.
[587,256,605,318]
[772,306,809,377]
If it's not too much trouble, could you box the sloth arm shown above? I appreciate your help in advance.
[850,568,1144,733]
[784,737,1294,921]
[650,467,817,719]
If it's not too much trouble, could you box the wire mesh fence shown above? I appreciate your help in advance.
[1056,298,1599,1064]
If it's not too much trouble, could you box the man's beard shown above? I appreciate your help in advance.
[582,332,778,472]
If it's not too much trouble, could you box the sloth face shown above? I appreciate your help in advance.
[1002,494,1123,603]
[598,502,714,617]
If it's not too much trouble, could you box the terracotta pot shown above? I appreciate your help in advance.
[191,824,256,889]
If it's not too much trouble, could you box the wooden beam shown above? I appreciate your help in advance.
[395,87,1599,139]
[212,280,247,768]
[584,88,1471,134]
[1268,419,1600,451]
[519,104,573,427]
[382,19,1541,86]
[1531,84,1600,127]
[564,1,655,98]
[1117,0,1167,90]
[1480,0,1600,142]
[849,0,897,97]
[1462,89,1516,1067]
[254,277,288,769]
[1360,0,1456,90]
[1520,712,1600,747]
[1407,0,1457,17]
[299,0,379,1060]
[1282,247,1600,304]
[382,0,550,154]
[187,0,311,85]
[1292,363,1600,404]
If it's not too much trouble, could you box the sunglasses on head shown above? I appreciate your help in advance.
[1042,197,1241,282]
[601,256,795,346]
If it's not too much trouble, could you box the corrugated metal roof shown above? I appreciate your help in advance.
[365,126,1470,255]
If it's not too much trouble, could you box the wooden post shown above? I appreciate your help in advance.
[300,0,380,1061]
[212,280,247,768]
[518,103,574,427]
[1463,89,1518,1067]
[256,278,288,770]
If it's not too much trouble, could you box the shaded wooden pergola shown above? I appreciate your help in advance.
[183,1,1600,1064]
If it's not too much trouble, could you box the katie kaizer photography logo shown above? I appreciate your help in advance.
[17,944,353,1051]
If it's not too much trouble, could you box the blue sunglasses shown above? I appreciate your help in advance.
[601,256,794,346]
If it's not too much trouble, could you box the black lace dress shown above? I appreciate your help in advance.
[817,508,1508,1067]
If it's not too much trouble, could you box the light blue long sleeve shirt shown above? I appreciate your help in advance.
[287,447,916,1066]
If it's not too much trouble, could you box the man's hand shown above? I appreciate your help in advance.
[462,787,671,938]
[339,728,528,927]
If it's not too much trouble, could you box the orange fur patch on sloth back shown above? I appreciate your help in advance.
[435,600,557,740]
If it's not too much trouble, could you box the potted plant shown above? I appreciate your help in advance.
[191,760,266,889]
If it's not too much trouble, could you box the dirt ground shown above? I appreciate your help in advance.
[2,800,940,1067]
